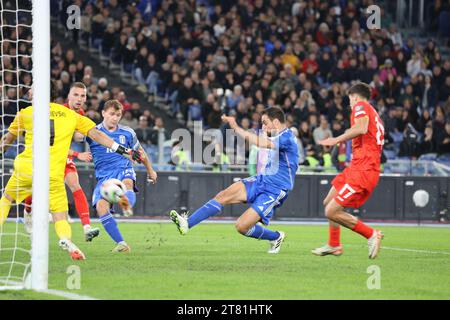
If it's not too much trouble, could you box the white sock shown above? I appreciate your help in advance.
[83,224,91,233]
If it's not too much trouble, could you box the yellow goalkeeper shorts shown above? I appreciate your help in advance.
[4,159,68,213]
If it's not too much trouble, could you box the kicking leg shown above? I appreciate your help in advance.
[65,171,99,241]
[97,199,130,252]
[118,178,135,217]
[0,194,14,225]
[325,199,383,259]
[312,187,343,256]
[170,181,247,235]
[235,208,285,254]
[53,211,85,260]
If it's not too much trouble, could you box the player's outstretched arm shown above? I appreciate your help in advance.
[138,146,157,184]
[222,115,275,149]
[0,132,18,155]
[72,132,85,142]
[86,128,144,163]
[319,116,369,146]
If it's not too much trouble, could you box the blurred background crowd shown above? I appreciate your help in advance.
[2,0,450,172]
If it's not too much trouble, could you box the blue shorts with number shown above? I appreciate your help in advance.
[242,175,288,225]
[92,167,138,208]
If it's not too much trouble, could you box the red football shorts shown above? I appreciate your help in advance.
[332,167,380,208]
[64,157,78,176]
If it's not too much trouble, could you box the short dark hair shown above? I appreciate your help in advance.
[103,99,123,112]
[348,82,372,100]
[262,106,286,123]
[70,82,87,90]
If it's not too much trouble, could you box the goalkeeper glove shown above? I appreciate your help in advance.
[111,143,144,164]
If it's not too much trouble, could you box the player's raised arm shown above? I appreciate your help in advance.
[222,115,276,149]
[320,82,372,147]
[72,132,85,142]
[319,116,369,146]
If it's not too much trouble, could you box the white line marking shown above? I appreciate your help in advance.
[381,246,450,256]
[38,289,98,300]
[0,280,98,300]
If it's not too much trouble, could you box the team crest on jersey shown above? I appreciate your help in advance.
[119,135,126,144]
[355,105,363,112]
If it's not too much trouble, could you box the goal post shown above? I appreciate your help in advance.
[0,0,50,291]
[30,0,50,291]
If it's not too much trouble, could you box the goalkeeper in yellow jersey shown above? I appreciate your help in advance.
[0,87,144,260]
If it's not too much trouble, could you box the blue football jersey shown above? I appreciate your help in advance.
[261,128,299,191]
[86,123,141,179]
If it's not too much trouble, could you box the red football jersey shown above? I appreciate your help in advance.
[63,102,85,116]
[349,101,384,172]
[64,102,85,163]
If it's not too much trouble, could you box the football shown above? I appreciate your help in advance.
[413,189,429,208]
[100,179,126,203]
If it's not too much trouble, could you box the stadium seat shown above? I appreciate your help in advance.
[190,163,205,171]
[439,12,450,38]
[144,145,159,164]
[390,132,404,143]
[419,153,438,161]
[384,150,397,160]
[437,154,450,166]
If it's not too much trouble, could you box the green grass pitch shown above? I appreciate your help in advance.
[1,222,450,300]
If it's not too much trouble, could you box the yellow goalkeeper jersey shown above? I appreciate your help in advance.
[8,102,96,180]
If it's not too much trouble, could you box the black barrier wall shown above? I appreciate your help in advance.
[1,168,448,221]
[76,171,449,221]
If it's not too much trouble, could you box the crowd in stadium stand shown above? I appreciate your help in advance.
[1,0,167,160]
[5,0,450,170]
[49,40,167,145]
[65,0,450,165]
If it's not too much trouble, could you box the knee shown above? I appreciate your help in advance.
[325,204,336,220]
[235,221,248,235]
[213,191,227,206]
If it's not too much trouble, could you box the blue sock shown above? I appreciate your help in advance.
[125,190,136,207]
[188,199,223,228]
[244,224,280,241]
[99,213,124,243]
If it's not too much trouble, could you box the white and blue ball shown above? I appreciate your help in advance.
[100,179,126,203]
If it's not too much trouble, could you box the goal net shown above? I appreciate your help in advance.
[0,0,43,290]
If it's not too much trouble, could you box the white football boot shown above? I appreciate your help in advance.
[59,239,86,260]
[311,244,343,256]
[368,230,384,259]
[268,231,286,254]
[169,210,189,235]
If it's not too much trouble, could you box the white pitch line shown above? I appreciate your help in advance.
[38,288,98,300]
[0,280,98,300]
[381,246,450,256]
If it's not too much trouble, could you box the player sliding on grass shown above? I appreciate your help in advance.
[86,100,157,253]
[23,83,100,241]
[312,82,384,259]
[170,107,298,254]
[0,84,144,260]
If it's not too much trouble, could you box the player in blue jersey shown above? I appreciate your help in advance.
[86,100,157,252]
[170,107,299,253]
